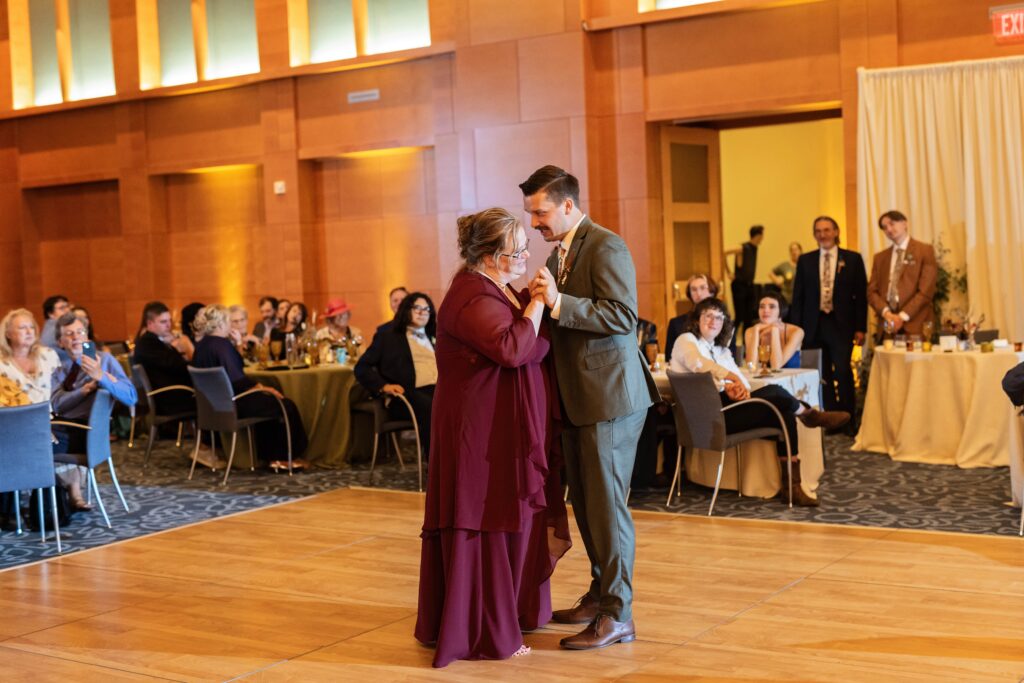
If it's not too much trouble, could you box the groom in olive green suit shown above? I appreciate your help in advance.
[523,165,658,651]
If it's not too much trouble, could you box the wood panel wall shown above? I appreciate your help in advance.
[0,0,1019,339]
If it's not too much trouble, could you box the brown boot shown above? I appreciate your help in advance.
[779,457,819,507]
[798,408,850,431]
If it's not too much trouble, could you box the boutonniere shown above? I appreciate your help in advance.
[903,253,916,266]
[836,258,846,274]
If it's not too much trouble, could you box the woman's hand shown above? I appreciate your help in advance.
[723,374,749,401]
[381,384,405,396]
[256,383,284,400]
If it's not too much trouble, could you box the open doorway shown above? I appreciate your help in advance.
[659,111,846,331]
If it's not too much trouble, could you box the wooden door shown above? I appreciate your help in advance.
[659,125,722,317]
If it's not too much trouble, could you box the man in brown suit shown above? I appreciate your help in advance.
[866,210,938,336]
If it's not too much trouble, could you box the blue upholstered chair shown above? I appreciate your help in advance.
[52,389,130,529]
[0,402,63,552]
[187,367,293,485]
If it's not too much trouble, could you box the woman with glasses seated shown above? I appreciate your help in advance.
[354,292,437,456]
[669,297,849,507]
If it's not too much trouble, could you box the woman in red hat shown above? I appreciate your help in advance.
[316,299,363,348]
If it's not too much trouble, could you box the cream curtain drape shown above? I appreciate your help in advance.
[858,56,1024,339]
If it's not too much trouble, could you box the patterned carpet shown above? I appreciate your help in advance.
[0,433,1020,570]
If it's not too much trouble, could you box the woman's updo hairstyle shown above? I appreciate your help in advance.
[457,208,519,269]
[192,304,229,337]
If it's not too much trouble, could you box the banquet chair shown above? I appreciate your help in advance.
[131,364,196,467]
[0,402,62,552]
[188,367,293,485]
[52,389,129,529]
[665,371,793,514]
[353,393,423,492]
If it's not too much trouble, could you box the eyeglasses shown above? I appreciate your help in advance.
[411,305,432,313]
[498,240,530,261]
[700,312,726,323]
[62,328,89,338]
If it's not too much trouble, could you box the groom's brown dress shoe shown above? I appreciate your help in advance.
[551,593,600,625]
[559,614,636,650]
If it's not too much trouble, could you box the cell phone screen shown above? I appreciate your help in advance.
[82,341,98,361]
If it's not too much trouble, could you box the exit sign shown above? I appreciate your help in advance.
[992,3,1024,44]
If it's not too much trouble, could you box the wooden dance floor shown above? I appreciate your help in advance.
[1,487,1023,681]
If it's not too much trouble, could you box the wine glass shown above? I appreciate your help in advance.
[269,340,283,362]
[757,343,771,377]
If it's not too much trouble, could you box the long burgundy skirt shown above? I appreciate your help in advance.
[414,506,554,668]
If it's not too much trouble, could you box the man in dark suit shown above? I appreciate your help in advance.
[790,216,867,422]
[525,165,658,651]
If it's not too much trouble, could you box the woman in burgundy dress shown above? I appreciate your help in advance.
[415,208,571,667]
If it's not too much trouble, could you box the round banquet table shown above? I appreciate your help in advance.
[245,363,356,467]
[855,347,1024,507]
[653,367,825,500]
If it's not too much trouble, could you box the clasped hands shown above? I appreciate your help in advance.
[528,267,558,308]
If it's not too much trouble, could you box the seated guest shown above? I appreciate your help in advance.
[1004,361,1024,409]
[354,292,436,456]
[252,296,279,341]
[0,308,59,526]
[316,299,362,344]
[269,302,309,359]
[41,294,71,350]
[51,312,138,508]
[181,302,205,344]
[72,305,99,346]
[744,293,804,370]
[191,305,308,470]
[376,286,409,335]
[665,274,718,362]
[133,301,221,469]
[228,305,260,358]
[670,298,849,507]
[276,298,291,323]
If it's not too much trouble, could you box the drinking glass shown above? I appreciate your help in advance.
[269,340,283,362]
[894,334,907,350]
[256,342,269,369]
[644,341,659,369]
[907,334,921,352]
[922,320,935,343]
[757,343,771,376]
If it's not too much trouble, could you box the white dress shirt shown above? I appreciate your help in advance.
[670,332,750,391]
[550,214,587,320]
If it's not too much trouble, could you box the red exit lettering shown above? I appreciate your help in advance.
[992,4,1024,44]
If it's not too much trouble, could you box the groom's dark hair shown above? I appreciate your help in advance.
[519,165,581,206]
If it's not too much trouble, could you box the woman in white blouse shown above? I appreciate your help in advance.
[0,308,92,511]
[354,292,437,456]
[669,298,849,506]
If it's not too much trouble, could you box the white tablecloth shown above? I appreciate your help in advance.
[855,347,1024,507]
[653,368,824,499]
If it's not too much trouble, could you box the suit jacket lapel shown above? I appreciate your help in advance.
[561,219,591,288]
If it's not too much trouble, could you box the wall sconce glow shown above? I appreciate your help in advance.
[365,0,431,55]
[647,0,725,10]
[182,163,260,174]
[336,146,428,160]
[205,0,261,79]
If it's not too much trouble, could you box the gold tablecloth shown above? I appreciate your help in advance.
[854,348,1023,470]
[653,368,824,499]
[246,364,357,467]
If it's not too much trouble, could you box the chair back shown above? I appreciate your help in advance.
[188,366,240,431]
[0,402,57,493]
[131,364,157,416]
[666,371,728,452]
[84,389,114,468]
